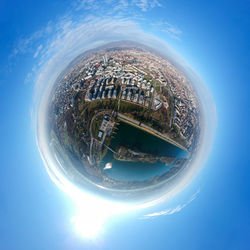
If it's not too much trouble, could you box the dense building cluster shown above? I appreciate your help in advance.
[51,45,199,150]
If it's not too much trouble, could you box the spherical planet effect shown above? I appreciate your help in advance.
[36,40,215,207]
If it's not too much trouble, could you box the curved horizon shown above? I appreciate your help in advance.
[34,19,216,208]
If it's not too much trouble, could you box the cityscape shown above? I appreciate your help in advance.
[49,43,201,188]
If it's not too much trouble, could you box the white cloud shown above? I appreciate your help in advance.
[9,22,53,59]
[24,72,32,84]
[10,1,178,61]
[33,44,43,58]
[152,21,183,40]
[73,0,99,11]
[143,188,200,218]
[132,0,162,11]
[73,0,161,12]
[161,23,182,40]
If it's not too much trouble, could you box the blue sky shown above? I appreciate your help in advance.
[0,0,249,249]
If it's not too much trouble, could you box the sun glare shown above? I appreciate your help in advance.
[43,153,137,238]
[71,214,104,238]
[70,194,134,238]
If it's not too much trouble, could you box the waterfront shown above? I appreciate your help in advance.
[101,121,188,181]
